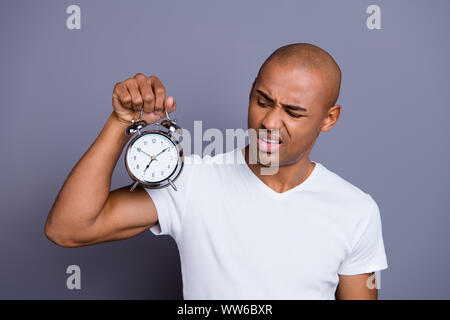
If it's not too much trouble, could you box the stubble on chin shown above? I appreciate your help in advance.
[257,149,280,175]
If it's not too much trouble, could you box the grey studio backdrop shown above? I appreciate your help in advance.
[0,0,449,299]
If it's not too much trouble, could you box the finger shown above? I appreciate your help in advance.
[164,96,177,114]
[126,79,143,111]
[149,76,166,114]
[136,74,155,113]
[113,83,132,109]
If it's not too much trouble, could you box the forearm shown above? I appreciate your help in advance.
[45,111,132,239]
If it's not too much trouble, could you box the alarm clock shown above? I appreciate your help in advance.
[124,108,184,192]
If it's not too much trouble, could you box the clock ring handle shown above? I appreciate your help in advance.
[132,107,144,124]
[164,109,171,121]
[126,107,147,136]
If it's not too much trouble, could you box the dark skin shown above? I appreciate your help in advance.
[246,59,339,193]
[245,44,377,299]
[45,43,377,299]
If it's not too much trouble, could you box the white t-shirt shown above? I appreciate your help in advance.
[144,147,388,300]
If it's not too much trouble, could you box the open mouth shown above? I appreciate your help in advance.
[257,135,282,153]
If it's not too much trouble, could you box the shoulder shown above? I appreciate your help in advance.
[316,163,379,218]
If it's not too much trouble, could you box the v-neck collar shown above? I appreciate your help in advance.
[235,147,322,199]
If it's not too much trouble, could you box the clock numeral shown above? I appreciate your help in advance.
[152,138,156,143]
[143,141,147,146]
[168,164,171,169]
[151,172,155,178]
[133,155,136,161]
[136,164,140,169]
[161,170,164,176]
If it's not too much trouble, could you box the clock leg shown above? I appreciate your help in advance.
[168,179,177,191]
[129,180,140,192]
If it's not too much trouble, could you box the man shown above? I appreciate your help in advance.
[45,43,388,300]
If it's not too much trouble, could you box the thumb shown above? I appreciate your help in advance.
[165,96,176,114]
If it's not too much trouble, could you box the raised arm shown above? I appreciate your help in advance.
[44,74,176,247]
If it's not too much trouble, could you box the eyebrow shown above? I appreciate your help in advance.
[256,89,308,112]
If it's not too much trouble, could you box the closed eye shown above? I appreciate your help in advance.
[286,110,304,118]
[257,100,270,108]
[258,100,304,118]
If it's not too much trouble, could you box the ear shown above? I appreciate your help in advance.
[320,104,341,132]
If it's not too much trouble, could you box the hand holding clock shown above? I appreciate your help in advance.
[117,73,183,192]
[112,73,177,125]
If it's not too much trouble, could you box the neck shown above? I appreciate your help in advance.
[243,145,316,194]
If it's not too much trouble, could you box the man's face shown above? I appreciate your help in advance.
[248,60,327,167]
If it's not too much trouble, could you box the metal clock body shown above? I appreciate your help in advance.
[124,109,184,192]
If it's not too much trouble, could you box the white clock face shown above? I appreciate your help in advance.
[126,133,179,183]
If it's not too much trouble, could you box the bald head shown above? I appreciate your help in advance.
[256,43,341,112]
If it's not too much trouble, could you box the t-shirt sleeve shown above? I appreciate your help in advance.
[338,195,388,275]
[143,154,200,241]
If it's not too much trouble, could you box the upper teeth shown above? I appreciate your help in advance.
[261,137,279,143]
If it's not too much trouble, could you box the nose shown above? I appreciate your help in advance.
[261,106,284,131]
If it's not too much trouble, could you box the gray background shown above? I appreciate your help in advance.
[1,0,449,299]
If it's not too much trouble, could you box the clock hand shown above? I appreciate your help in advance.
[142,148,169,175]
[143,157,155,174]
[136,147,152,158]
[154,147,170,159]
